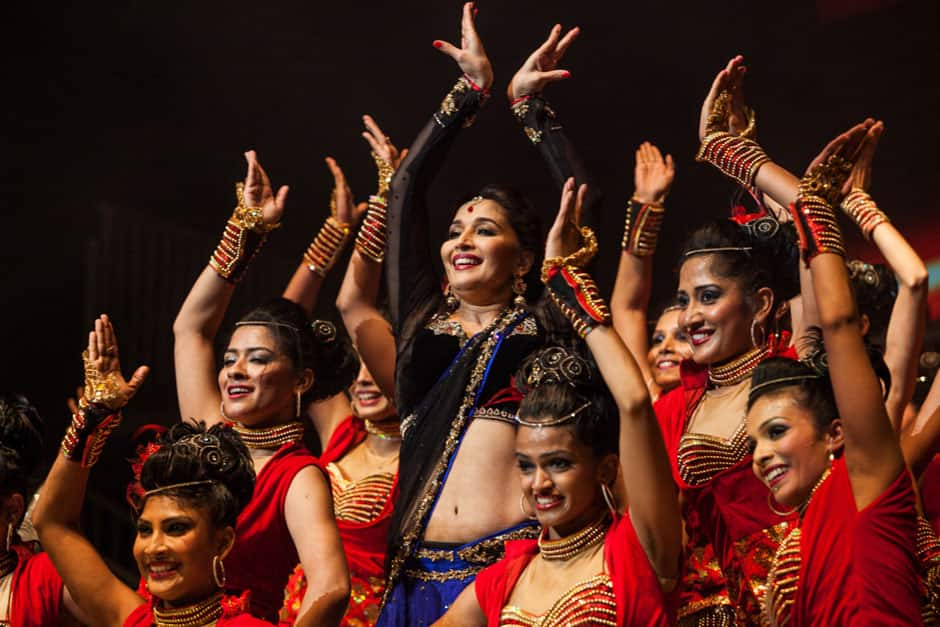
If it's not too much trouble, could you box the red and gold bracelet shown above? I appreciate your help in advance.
[541,226,610,338]
[61,399,122,468]
[622,198,665,257]
[355,195,388,263]
[696,132,771,188]
[209,182,281,283]
[303,213,351,278]
[789,154,853,263]
[841,188,889,241]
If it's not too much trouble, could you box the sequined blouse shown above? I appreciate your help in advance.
[499,574,617,626]
[326,463,396,524]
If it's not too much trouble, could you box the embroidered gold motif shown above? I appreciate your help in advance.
[326,464,394,524]
[677,422,750,486]
[500,574,616,626]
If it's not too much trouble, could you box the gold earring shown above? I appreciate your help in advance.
[750,319,766,348]
[512,273,527,306]
[600,483,618,518]
[444,283,459,312]
[295,391,302,418]
[212,555,226,588]
[5,524,13,552]
[519,494,537,520]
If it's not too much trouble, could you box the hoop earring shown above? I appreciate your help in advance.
[444,283,459,312]
[220,401,229,422]
[767,493,797,517]
[212,555,227,588]
[295,391,302,419]
[5,524,13,552]
[512,273,527,306]
[601,483,618,518]
[519,494,537,520]
[750,319,766,348]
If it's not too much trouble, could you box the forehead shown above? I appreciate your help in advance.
[678,254,737,290]
[140,494,209,523]
[516,423,585,455]
[655,308,682,329]
[451,199,510,225]
[227,324,277,350]
[745,389,815,434]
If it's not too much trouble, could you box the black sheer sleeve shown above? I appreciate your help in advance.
[385,76,490,334]
[511,94,601,223]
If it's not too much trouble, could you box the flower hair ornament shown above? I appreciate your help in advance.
[311,320,337,344]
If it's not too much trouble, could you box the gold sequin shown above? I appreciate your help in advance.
[500,574,617,626]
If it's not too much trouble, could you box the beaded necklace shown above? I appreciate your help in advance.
[707,344,770,387]
[232,421,304,449]
[153,591,223,626]
[364,419,402,440]
[538,514,610,561]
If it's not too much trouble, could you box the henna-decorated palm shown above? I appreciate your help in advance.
[324,157,367,226]
[842,121,883,195]
[434,2,493,90]
[361,114,408,171]
[633,142,675,205]
[507,24,579,101]
[242,150,289,227]
[546,178,589,260]
[83,314,149,411]
[698,55,750,141]
[800,119,875,207]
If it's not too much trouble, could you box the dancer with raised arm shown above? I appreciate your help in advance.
[172,152,349,623]
[433,178,680,626]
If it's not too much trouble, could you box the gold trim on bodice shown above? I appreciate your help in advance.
[500,574,616,626]
[677,422,750,486]
[326,463,395,524]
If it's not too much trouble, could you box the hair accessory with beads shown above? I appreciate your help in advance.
[522,346,593,390]
[846,259,880,288]
[311,320,337,344]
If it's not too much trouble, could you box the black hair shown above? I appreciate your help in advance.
[235,297,360,402]
[678,218,800,324]
[846,260,897,347]
[0,395,44,505]
[748,332,892,433]
[139,422,255,528]
[514,346,619,458]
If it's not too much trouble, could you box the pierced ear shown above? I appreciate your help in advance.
[296,368,315,395]
[858,313,871,338]
[598,453,619,486]
[517,249,535,277]
[825,418,845,457]
[753,286,775,326]
[217,526,236,559]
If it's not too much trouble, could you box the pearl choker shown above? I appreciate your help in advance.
[538,514,610,561]
[232,421,304,449]
[708,345,770,387]
[153,591,223,626]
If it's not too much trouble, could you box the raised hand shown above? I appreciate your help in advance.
[633,142,675,205]
[242,150,289,227]
[83,314,149,411]
[507,24,579,101]
[433,2,493,90]
[804,119,874,178]
[324,157,367,226]
[361,115,408,171]
[546,177,589,260]
[698,55,746,141]
[843,121,883,194]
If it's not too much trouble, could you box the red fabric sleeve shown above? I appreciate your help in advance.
[473,540,537,626]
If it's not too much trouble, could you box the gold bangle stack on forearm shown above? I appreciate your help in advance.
[841,188,889,241]
[209,182,281,283]
[304,212,351,278]
[61,399,122,468]
[789,154,853,263]
[542,227,611,338]
[696,90,770,188]
[621,198,665,256]
[354,152,395,263]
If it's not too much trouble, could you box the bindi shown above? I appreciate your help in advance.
[467,205,474,213]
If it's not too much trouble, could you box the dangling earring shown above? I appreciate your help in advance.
[750,319,766,348]
[212,555,227,588]
[519,494,537,520]
[220,401,230,422]
[295,391,302,419]
[444,283,459,312]
[828,450,835,463]
[512,273,527,306]
[601,483,618,518]
[5,524,13,552]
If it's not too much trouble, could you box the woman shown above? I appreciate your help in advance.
[32,314,272,626]
[611,141,691,401]
[743,127,921,624]
[433,177,680,626]
[173,151,349,622]
[0,395,84,625]
[372,7,592,624]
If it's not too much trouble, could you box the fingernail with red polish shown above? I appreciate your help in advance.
[562,71,571,78]
[433,40,442,48]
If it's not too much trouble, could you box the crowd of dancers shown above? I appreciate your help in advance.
[2,3,939,625]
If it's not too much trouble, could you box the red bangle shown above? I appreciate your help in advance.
[509,94,531,107]
[462,73,489,94]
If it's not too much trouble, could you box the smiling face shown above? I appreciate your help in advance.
[647,308,692,392]
[515,424,616,537]
[746,390,841,509]
[218,325,307,428]
[440,199,532,307]
[133,496,234,607]
[676,254,770,366]
[349,362,394,422]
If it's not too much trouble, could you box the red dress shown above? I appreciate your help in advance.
[279,416,397,626]
[922,455,940,534]
[4,544,64,625]
[224,442,320,622]
[654,353,797,624]
[473,515,670,626]
[123,591,271,626]
[765,457,920,625]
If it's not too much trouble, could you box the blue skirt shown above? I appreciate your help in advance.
[376,521,539,627]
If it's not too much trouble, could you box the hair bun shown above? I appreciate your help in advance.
[517,346,594,393]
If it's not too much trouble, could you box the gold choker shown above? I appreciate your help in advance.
[364,419,402,440]
[708,344,770,387]
[538,515,610,561]
[153,591,223,626]
[233,421,304,449]
[0,550,17,579]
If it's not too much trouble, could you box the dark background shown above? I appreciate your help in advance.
[4,0,938,577]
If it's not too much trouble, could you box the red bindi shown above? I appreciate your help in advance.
[467,206,474,213]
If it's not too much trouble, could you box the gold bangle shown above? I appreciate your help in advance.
[303,216,351,277]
